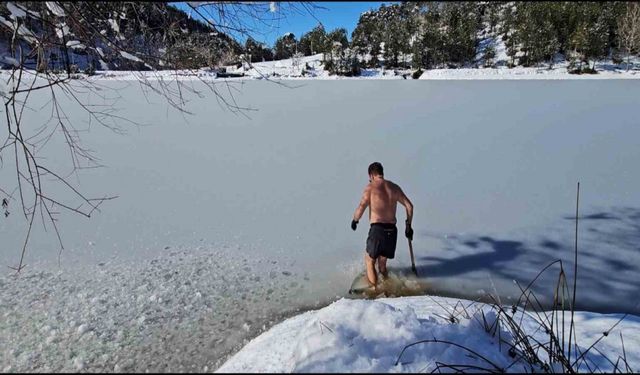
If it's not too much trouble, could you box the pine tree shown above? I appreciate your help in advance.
[299,24,327,56]
[501,3,519,67]
[327,28,348,49]
[411,35,424,70]
[482,44,496,67]
[244,37,261,62]
[351,11,382,68]
[514,2,559,67]
[421,2,447,68]
[618,2,640,70]
[298,33,313,56]
[440,2,479,67]
[569,23,589,72]
[569,3,609,72]
[274,32,297,60]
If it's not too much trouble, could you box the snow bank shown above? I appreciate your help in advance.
[224,53,640,80]
[292,299,426,372]
[418,66,640,80]
[219,296,640,373]
[4,52,638,81]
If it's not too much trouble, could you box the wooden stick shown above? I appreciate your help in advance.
[408,238,418,276]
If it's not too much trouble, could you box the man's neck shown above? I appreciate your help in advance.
[371,175,384,182]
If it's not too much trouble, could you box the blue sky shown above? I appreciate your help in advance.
[173,2,395,47]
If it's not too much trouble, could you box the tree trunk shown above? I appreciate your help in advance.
[627,52,631,72]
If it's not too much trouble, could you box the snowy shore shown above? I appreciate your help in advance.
[3,53,640,83]
[218,296,640,373]
[81,66,640,81]
[63,64,640,81]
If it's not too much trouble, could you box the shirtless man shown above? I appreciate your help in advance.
[351,162,414,288]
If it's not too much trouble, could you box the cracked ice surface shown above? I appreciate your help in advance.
[0,244,317,372]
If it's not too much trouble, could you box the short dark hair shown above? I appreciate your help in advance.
[368,162,384,176]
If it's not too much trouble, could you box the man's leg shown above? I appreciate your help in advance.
[377,256,388,279]
[365,252,378,289]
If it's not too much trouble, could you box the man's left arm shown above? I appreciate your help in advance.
[398,187,414,240]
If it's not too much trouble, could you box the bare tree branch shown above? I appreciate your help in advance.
[0,1,318,271]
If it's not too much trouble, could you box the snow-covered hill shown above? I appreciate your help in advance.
[220,25,640,80]
[0,2,240,71]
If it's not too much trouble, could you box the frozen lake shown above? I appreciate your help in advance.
[1,79,639,371]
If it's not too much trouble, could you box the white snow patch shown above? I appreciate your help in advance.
[119,51,142,63]
[0,16,37,44]
[418,65,640,80]
[0,55,20,68]
[108,18,120,34]
[98,59,109,70]
[55,23,70,39]
[219,297,640,373]
[6,2,27,19]
[46,2,66,17]
[66,40,86,49]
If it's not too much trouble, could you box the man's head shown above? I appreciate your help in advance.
[368,162,384,180]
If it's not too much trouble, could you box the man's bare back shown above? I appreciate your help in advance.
[359,178,407,224]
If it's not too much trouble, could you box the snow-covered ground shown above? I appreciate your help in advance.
[218,296,640,373]
[1,77,639,372]
[418,64,640,80]
[89,55,640,80]
[4,52,639,83]
[227,53,640,80]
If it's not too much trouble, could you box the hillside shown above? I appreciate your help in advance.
[1,2,639,78]
[0,2,241,72]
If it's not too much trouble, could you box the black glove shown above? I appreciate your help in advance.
[405,224,413,241]
[351,220,358,231]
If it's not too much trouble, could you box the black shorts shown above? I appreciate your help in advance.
[366,223,398,259]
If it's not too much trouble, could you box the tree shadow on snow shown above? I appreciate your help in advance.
[397,206,640,315]
[414,237,528,278]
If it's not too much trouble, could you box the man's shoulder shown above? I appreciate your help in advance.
[385,179,401,189]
